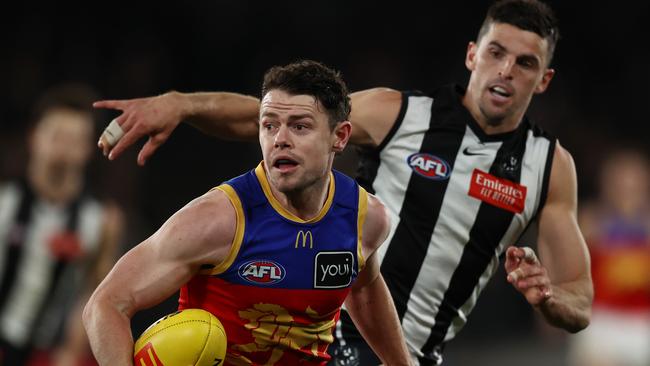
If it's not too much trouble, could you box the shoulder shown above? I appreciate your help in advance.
[360,192,391,255]
[550,142,577,186]
[349,88,403,147]
[351,87,402,104]
[172,187,237,232]
[546,142,578,207]
[151,187,238,265]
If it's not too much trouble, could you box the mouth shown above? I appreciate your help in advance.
[273,157,299,172]
[488,85,513,99]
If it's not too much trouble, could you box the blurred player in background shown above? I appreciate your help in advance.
[0,84,123,366]
[569,149,650,366]
[83,60,412,366]
[92,1,593,364]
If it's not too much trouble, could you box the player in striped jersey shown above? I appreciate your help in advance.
[0,84,123,365]
[93,1,594,364]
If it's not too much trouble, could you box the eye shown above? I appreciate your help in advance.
[488,48,502,58]
[520,59,536,69]
[291,121,311,133]
[261,121,277,132]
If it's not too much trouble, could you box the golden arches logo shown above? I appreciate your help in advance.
[294,230,313,249]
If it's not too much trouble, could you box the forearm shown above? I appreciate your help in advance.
[346,275,411,366]
[537,278,593,333]
[82,297,136,366]
[174,91,260,141]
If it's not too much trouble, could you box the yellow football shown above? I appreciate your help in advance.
[133,308,227,366]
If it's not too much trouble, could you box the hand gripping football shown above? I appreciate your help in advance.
[134,308,227,366]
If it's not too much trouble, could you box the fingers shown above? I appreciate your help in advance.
[507,265,552,304]
[98,112,141,160]
[512,271,549,289]
[98,116,127,156]
[507,261,546,282]
[507,267,524,283]
[109,127,142,161]
[93,100,127,110]
[103,119,125,146]
[505,246,552,305]
[137,135,166,166]
[521,247,539,264]
[505,246,538,268]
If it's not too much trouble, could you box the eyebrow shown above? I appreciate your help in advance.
[488,40,507,53]
[488,41,541,66]
[260,111,315,121]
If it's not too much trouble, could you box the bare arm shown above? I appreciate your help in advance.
[344,194,412,365]
[96,91,260,165]
[96,87,402,164]
[82,190,236,365]
[506,143,593,333]
[349,88,403,147]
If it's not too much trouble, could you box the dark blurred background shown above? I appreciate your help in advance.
[1,1,648,365]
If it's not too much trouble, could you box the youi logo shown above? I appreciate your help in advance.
[407,153,451,180]
[238,260,286,285]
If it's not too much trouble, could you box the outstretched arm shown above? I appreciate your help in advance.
[348,88,403,147]
[505,143,593,333]
[344,194,412,365]
[82,190,236,365]
[96,87,403,164]
[96,91,260,165]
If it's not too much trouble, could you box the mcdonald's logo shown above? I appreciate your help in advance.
[295,230,313,249]
[134,342,163,366]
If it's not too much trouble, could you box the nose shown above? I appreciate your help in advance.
[498,56,515,79]
[274,125,291,149]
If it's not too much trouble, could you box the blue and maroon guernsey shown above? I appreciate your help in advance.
[179,163,368,366]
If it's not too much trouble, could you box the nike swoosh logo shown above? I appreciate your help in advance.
[462,147,487,156]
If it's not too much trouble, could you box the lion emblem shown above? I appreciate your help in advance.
[230,303,336,365]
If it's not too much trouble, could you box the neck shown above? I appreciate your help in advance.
[27,159,84,205]
[272,174,331,221]
[462,86,525,135]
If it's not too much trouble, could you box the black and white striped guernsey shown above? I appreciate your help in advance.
[0,180,105,352]
[352,84,556,363]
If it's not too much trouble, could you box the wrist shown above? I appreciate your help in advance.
[165,91,191,121]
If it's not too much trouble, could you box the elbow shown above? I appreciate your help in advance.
[566,317,590,334]
[570,284,594,333]
[82,293,99,332]
[568,308,591,334]
[82,289,128,333]
[565,279,594,333]
[563,299,592,333]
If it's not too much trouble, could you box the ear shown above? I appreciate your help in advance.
[332,121,352,152]
[534,68,555,94]
[465,42,478,71]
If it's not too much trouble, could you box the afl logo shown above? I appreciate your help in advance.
[407,153,451,180]
[238,260,286,285]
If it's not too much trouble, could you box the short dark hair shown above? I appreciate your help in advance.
[477,0,560,65]
[30,83,99,129]
[261,60,351,129]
